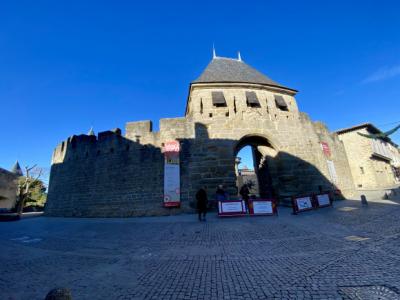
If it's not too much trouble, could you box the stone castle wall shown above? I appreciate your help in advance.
[46,81,355,217]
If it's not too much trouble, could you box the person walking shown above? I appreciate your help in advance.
[196,187,208,221]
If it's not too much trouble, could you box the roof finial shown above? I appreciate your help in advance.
[212,44,217,59]
[238,51,242,61]
[88,127,95,136]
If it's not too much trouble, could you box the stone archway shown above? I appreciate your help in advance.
[234,135,278,199]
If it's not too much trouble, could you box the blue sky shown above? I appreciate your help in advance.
[1,0,400,176]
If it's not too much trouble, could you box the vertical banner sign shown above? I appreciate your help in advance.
[326,160,338,184]
[163,141,180,207]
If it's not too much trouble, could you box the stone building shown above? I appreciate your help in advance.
[45,53,355,217]
[0,162,22,211]
[337,123,400,189]
[236,165,260,197]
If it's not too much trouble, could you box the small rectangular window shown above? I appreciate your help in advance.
[245,91,260,108]
[212,91,227,107]
[275,95,288,111]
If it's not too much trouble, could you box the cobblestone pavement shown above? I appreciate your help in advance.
[1,198,400,299]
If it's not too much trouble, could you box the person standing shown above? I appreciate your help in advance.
[240,184,250,211]
[196,187,208,221]
[215,184,228,202]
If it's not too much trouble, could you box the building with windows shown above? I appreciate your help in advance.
[46,53,356,217]
[336,123,400,190]
[236,164,260,197]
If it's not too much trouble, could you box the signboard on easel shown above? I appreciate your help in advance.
[315,193,332,208]
[249,199,277,216]
[163,141,180,207]
[218,200,246,217]
[292,195,314,214]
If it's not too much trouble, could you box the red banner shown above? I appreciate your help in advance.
[321,142,331,157]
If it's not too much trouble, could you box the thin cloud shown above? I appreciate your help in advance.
[362,65,400,83]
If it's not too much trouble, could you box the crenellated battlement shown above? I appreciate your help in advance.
[51,118,194,165]
[52,128,138,164]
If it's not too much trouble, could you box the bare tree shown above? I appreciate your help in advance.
[15,165,42,216]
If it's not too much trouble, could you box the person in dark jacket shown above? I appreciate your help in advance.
[240,184,250,211]
[215,184,228,202]
[196,187,208,221]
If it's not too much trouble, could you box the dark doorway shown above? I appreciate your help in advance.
[235,136,276,199]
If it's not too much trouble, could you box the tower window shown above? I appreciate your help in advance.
[275,95,288,111]
[246,91,260,108]
[212,91,227,107]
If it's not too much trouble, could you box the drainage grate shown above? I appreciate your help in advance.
[338,285,399,300]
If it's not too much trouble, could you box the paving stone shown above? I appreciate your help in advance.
[1,199,400,299]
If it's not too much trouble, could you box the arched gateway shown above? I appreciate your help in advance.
[45,53,354,217]
[234,135,276,199]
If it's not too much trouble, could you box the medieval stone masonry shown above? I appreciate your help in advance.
[46,54,358,217]
[337,123,400,189]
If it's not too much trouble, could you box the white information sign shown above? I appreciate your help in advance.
[163,141,180,207]
[164,164,180,202]
[220,201,244,213]
[295,197,313,211]
[252,201,273,214]
[327,160,338,184]
[316,194,330,207]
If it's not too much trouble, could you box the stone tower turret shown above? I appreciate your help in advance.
[11,161,23,177]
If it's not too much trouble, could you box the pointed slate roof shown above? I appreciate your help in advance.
[11,161,23,176]
[192,57,296,92]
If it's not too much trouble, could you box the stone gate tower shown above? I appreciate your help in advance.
[45,53,354,217]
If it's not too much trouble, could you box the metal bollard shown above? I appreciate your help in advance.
[45,288,72,300]
[361,195,368,206]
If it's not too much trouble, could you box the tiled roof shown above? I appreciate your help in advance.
[192,57,295,91]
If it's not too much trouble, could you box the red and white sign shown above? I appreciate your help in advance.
[218,200,246,217]
[163,141,180,207]
[321,142,331,157]
[292,195,314,214]
[315,193,331,208]
[249,199,277,216]
[164,141,180,153]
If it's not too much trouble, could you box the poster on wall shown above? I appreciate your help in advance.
[320,142,331,157]
[326,160,338,184]
[163,141,180,207]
